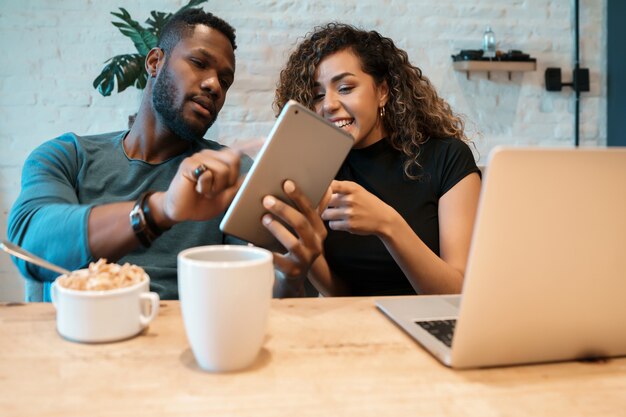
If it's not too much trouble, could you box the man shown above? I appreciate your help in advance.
[8,9,324,301]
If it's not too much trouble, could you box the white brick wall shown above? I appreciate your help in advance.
[0,0,607,301]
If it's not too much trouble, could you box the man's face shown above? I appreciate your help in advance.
[152,25,236,142]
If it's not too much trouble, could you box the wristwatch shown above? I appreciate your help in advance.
[129,191,161,247]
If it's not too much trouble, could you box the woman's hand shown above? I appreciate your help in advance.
[321,180,399,238]
[261,180,328,278]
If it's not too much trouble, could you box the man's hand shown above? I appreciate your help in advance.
[151,148,243,228]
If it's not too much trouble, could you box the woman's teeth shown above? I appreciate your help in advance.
[334,119,354,128]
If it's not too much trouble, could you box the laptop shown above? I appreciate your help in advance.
[376,147,626,369]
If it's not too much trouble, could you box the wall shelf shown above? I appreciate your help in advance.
[453,60,537,80]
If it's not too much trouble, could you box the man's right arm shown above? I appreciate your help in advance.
[8,138,94,281]
[8,138,158,280]
[8,138,243,282]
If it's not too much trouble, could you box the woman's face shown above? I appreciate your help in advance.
[313,49,388,148]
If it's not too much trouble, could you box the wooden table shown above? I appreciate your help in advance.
[1,298,625,416]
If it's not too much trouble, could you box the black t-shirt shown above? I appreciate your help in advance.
[323,137,480,296]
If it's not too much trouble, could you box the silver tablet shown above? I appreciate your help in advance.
[220,100,354,250]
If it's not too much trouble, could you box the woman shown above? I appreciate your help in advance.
[264,23,481,296]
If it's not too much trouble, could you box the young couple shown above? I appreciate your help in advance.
[8,9,480,301]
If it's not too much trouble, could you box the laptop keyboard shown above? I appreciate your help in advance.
[415,320,457,348]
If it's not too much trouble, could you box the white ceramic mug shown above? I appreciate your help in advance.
[51,271,159,343]
[178,245,274,372]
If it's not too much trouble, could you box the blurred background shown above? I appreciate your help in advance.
[0,0,613,300]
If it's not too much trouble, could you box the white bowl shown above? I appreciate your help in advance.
[51,270,159,343]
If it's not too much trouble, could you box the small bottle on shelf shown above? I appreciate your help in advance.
[483,26,496,59]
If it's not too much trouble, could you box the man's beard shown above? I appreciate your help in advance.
[152,62,216,143]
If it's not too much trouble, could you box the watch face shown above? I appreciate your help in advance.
[129,202,153,247]
[129,204,144,231]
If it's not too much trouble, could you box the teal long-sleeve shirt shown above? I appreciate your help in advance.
[7,131,252,301]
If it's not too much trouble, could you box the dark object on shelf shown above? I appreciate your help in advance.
[500,50,531,61]
[545,67,590,92]
[451,49,535,63]
[456,49,484,60]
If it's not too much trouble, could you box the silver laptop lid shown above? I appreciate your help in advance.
[451,147,626,368]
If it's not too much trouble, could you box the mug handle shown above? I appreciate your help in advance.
[139,292,160,327]
[50,283,58,309]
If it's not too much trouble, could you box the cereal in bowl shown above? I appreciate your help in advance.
[57,259,146,291]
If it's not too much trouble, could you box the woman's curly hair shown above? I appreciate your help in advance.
[274,23,468,178]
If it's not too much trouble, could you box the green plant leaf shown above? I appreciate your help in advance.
[111,8,158,55]
[92,54,146,96]
[134,69,149,90]
[146,0,208,39]
[146,11,171,40]
[93,0,209,96]
[178,0,209,12]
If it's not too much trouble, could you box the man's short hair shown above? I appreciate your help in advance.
[158,8,237,53]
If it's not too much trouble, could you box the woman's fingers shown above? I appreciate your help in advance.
[271,252,304,278]
[261,213,300,252]
[318,186,333,215]
[321,207,347,221]
[262,189,326,269]
[282,180,314,215]
[330,180,356,194]
[282,180,327,235]
[262,196,318,247]
[262,214,313,276]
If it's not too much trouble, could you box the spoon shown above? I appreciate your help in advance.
[0,240,71,276]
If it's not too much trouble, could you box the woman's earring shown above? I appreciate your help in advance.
[379,106,386,118]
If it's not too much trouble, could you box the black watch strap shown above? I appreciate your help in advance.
[129,191,161,248]
[141,191,170,235]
